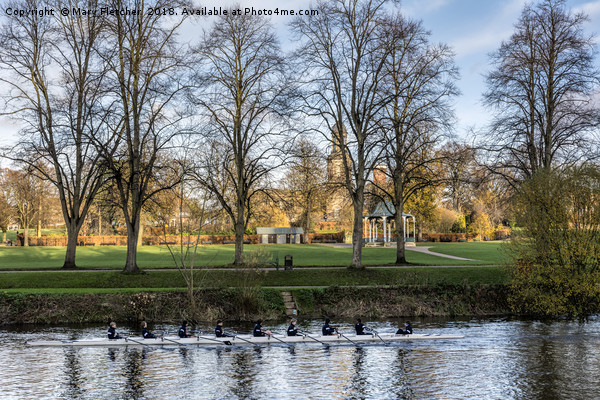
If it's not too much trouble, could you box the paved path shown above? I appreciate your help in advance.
[404,246,478,261]
[315,242,478,261]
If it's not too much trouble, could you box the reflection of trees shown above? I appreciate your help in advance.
[123,348,146,400]
[392,348,415,399]
[61,348,84,400]
[347,347,367,399]
[231,349,260,399]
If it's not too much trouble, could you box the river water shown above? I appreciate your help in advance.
[1,317,599,400]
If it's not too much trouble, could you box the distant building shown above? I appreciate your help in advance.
[256,227,304,244]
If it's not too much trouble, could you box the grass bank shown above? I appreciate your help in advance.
[0,285,510,325]
[0,267,508,291]
[0,242,508,270]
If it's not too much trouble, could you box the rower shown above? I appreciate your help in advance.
[215,320,231,337]
[179,320,192,338]
[107,322,123,340]
[141,321,157,339]
[287,319,298,336]
[354,318,369,335]
[253,319,272,337]
[322,318,337,336]
[396,321,413,335]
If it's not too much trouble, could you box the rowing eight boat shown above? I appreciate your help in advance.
[27,333,464,347]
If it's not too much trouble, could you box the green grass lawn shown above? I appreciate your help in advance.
[0,242,509,270]
[418,241,510,265]
[0,266,508,293]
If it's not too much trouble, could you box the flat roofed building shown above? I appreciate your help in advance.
[256,227,304,244]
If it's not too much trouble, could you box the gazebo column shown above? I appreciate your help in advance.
[383,217,387,243]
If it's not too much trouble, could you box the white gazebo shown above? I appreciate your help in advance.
[363,201,416,245]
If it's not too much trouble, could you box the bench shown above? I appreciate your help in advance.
[324,240,337,243]
[243,240,251,244]
[223,240,235,244]
[201,240,213,245]
[83,243,96,246]
[159,241,177,245]
[101,242,116,246]
[311,240,322,243]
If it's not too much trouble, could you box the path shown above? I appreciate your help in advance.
[316,242,478,261]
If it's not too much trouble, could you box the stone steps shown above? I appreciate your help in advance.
[281,291,297,316]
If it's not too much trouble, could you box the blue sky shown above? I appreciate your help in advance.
[1,0,599,148]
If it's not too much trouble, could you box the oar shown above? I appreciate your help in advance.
[299,331,328,346]
[190,330,233,346]
[196,334,233,346]
[225,331,263,348]
[337,330,359,346]
[125,336,152,348]
[267,332,293,347]
[161,334,188,347]
[368,329,389,346]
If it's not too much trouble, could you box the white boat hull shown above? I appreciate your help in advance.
[27,333,464,347]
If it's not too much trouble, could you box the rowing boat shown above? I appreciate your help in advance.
[26,333,464,347]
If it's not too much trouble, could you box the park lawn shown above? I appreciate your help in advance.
[0,243,503,270]
[0,266,508,292]
[418,241,510,265]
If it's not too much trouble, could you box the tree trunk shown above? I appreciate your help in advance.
[394,200,407,264]
[350,200,364,269]
[2,230,6,243]
[234,218,245,265]
[123,220,141,273]
[23,227,29,247]
[62,223,79,269]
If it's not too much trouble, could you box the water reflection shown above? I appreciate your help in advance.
[231,349,259,399]
[3,318,600,400]
[62,348,84,400]
[123,349,145,400]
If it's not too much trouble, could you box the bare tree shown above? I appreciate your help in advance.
[0,0,111,268]
[0,169,15,243]
[292,0,393,268]
[284,137,327,243]
[483,0,600,182]
[191,10,290,265]
[95,0,191,273]
[376,14,459,264]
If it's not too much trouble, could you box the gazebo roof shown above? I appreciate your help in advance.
[365,201,414,219]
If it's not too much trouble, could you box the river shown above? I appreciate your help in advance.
[1,317,599,399]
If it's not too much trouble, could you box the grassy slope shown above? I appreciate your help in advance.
[0,242,509,270]
[0,266,508,293]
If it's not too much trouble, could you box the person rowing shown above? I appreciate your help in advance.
[179,320,193,338]
[215,320,233,338]
[354,318,371,335]
[253,319,272,337]
[287,319,298,336]
[141,321,159,339]
[396,321,413,335]
[322,318,337,336]
[107,322,123,340]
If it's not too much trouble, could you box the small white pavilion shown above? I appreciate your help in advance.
[363,201,416,245]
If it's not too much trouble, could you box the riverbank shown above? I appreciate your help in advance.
[0,284,510,325]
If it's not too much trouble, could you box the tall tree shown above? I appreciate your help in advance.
[0,0,110,268]
[284,137,327,243]
[95,0,190,273]
[483,0,600,182]
[0,169,14,243]
[292,0,393,268]
[191,10,290,265]
[377,14,459,264]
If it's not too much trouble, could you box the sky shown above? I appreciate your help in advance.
[1,0,599,150]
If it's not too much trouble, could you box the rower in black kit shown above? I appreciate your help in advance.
[355,318,369,335]
[322,318,337,336]
[287,319,298,336]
